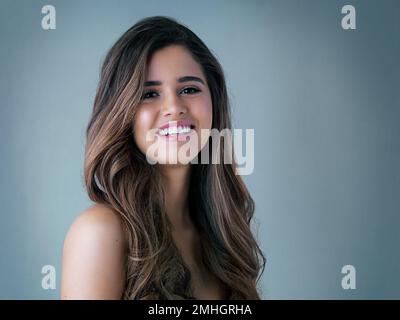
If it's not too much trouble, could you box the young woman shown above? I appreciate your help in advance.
[61,16,265,300]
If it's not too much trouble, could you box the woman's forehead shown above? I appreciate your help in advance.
[145,45,205,82]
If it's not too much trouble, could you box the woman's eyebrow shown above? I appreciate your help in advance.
[177,76,205,85]
[144,76,205,87]
[144,80,161,87]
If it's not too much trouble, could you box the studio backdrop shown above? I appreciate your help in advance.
[0,0,399,299]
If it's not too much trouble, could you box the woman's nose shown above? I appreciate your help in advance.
[161,91,187,117]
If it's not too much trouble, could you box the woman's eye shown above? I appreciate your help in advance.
[181,87,200,95]
[142,91,158,100]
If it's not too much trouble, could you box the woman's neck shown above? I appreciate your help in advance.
[159,164,193,231]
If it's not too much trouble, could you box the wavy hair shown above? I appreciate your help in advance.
[84,16,265,299]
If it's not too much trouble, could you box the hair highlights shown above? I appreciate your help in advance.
[84,16,265,299]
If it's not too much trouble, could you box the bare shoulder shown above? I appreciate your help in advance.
[68,204,127,243]
[61,204,128,299]
[64,203,128,255]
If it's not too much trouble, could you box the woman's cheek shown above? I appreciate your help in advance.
[192,98,213,150]
[187,93,209,121]
[133,108,156,154]
[197,97,213,129]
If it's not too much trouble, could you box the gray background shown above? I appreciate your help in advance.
[0,0,399,299]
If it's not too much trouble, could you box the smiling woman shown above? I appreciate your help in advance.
[133,45,213,165]
[61,16,265,300]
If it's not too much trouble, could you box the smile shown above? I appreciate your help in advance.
[157,119,196,139]
[158,125,193,136]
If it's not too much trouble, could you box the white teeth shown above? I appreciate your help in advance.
[159,126,191,136]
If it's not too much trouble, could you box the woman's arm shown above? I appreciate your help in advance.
[60,204,127,299]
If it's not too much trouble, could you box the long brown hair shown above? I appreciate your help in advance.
[84,16,265,299]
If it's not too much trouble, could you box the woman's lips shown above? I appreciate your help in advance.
[158,128,195,142]
[158,119,195,131]
[159,132,193,142]
[157,119,196,141]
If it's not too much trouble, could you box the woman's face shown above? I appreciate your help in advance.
[133,45,213,165]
